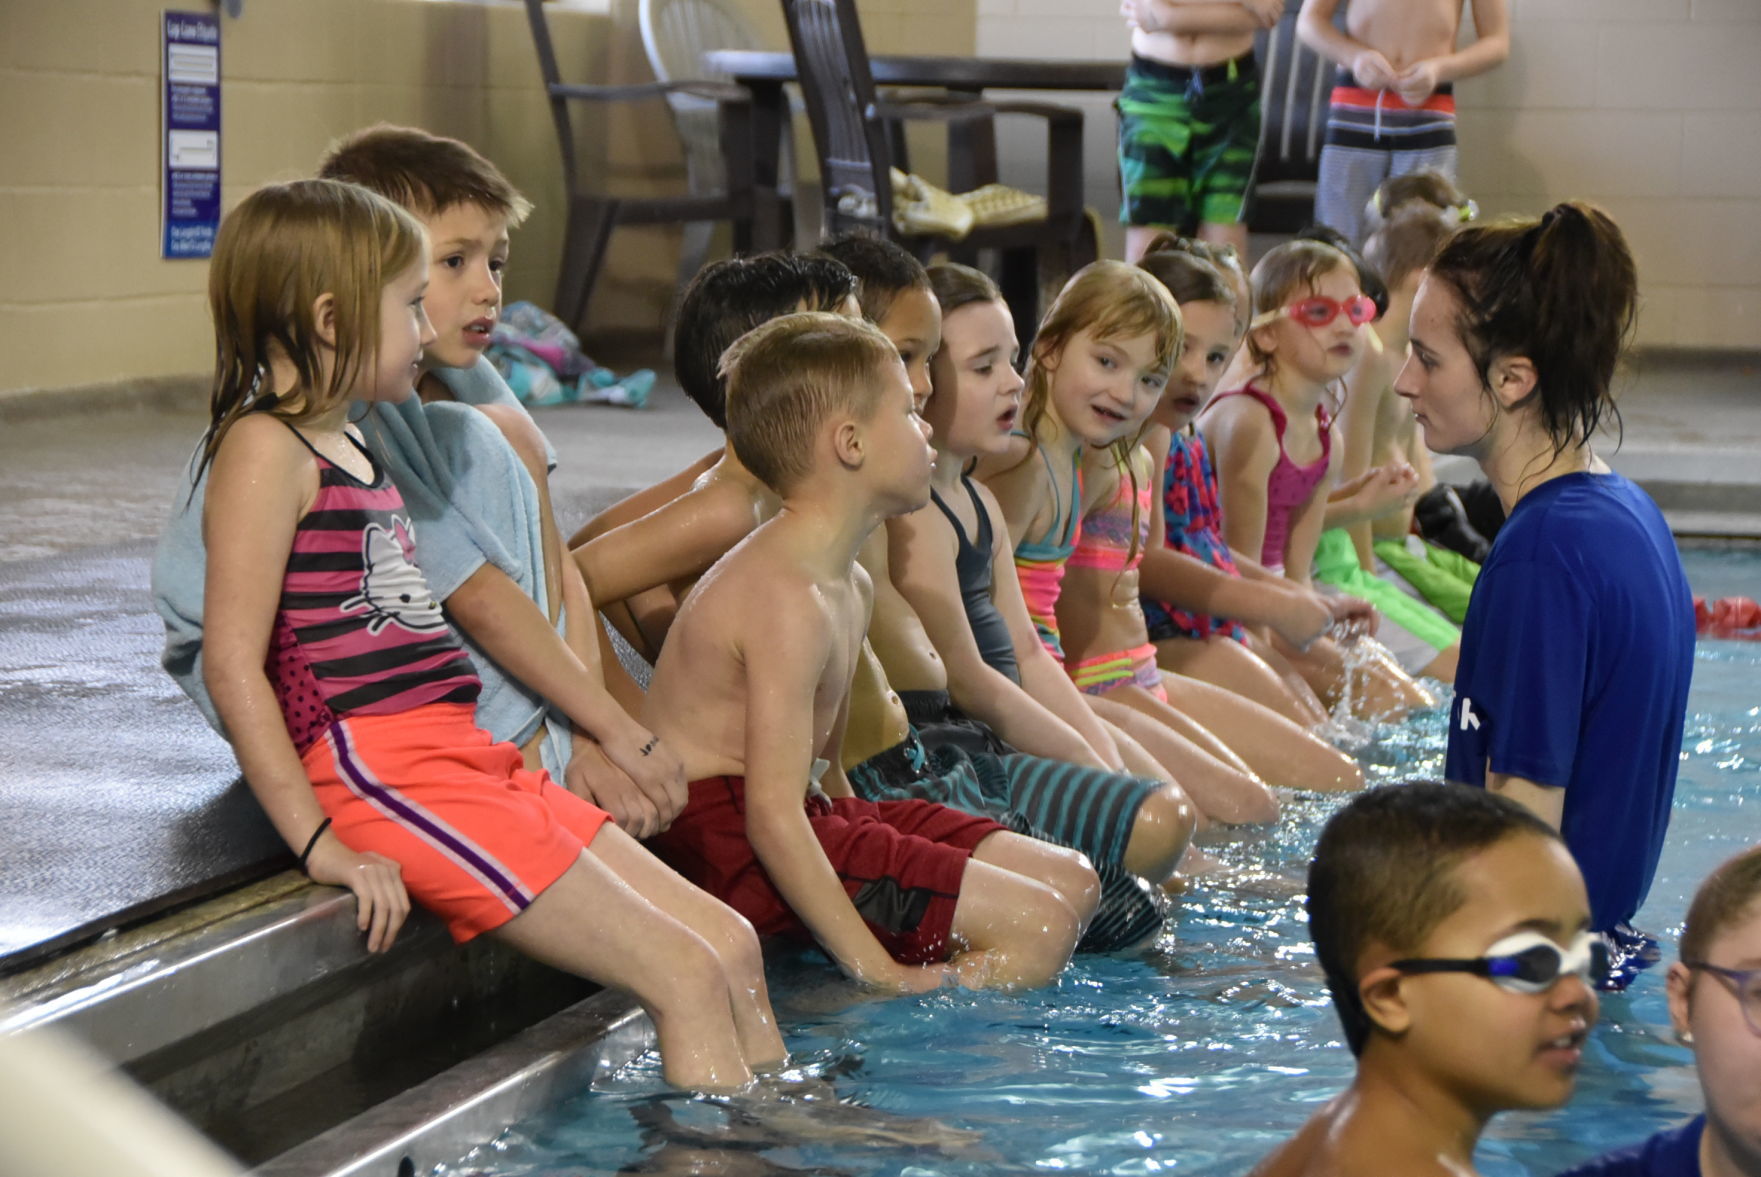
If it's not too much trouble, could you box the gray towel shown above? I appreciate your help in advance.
[151,358,572,774]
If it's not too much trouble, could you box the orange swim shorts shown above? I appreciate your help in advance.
[302,702,609,943]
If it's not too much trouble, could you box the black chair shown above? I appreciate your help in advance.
[1247,2,1334,233]
[523,0,777,335]
[779,0,1096,348]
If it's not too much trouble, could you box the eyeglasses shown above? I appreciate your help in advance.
[1683,960,1761,1036]
[1250,295,1379,332]
[1391,930,1610,995]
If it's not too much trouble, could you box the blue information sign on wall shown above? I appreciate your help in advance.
[162,10,221,259]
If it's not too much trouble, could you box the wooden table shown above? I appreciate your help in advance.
[706,50,1126,241]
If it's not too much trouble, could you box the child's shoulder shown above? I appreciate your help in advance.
[212,411,313,473]
[1198,386,1277,442]
[1078,447,1126,508]
[967,475,1006,520]
[1128,441,1157,480]
[971,432,1035,483]
[684,468,769,525]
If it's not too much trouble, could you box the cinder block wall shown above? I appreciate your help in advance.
[1461,0,1761,350]
[1,0,974,400]
[975,0,1761,350]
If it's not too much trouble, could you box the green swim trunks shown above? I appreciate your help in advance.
[1116,51,1261,231]
[1372,535,1479,625]
[1312,528,1459,674]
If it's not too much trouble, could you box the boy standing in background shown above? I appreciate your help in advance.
[1298,0,1509,245]
[1117,0,1282,261]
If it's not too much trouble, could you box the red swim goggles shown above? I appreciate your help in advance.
[1251,294,1379,330]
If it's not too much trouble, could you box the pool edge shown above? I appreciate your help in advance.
[252,989,653,1177]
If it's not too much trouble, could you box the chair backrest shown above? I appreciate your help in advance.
[779,0,895,234]
[640,0,756,85]
[1253,5,1333,186]
[639,0,763,190]
[522,0,583,191]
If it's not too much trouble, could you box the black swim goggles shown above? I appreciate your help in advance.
[1390,930,1609,995]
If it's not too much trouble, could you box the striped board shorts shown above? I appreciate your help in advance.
[1116,51,1263,231]
[848,714,1166,952]
[1313,78,1458,245]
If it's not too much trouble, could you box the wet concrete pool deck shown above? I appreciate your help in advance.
[1,353,1757,974]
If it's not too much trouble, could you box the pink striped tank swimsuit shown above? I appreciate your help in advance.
[1208,383,1332,573]
[268,426,480,752]
[271,421,610,946]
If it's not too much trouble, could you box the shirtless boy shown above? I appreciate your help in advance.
[1298,0,1509,244]
[1250,783,1599,1177]
[645,313,1098,991]
[570,253,858,670]
[1117,0,1282,260]
[581,249,1189,946]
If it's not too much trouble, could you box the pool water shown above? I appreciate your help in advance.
[442,546,1759,1177]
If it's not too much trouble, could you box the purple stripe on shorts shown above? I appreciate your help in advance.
[329,722,535,914]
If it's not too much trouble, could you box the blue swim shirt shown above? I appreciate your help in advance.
[1553,1114,1704,1177]
[1445,471,1694,932]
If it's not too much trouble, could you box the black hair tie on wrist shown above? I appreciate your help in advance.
[298,817,333,876]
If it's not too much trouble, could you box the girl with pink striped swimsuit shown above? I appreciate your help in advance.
[189,180,781,1091]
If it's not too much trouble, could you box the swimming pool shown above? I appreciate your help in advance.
[439,545,1759,1177]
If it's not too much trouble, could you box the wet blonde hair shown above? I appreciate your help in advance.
[1019,260,1182,458]
[722,311,902,495]
[198,179,427,482]
[1018,260,1181,564]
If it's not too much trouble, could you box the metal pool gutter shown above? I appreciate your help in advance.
[253,990,653,1177]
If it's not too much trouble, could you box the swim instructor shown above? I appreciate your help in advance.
[1392,201,1695,989]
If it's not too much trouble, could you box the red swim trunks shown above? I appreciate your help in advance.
[650,776,1007,964]
[302,702,610,943]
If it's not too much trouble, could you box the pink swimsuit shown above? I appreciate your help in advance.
[1209,383,1331,571]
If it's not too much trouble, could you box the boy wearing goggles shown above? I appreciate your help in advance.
[1251,782,1598,1177]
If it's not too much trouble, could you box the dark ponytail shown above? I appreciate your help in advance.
[1428,201,1636,458]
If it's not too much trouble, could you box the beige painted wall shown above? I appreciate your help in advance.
[1,0,974,400]
[1459,0,1760,350]
[975,0,1761,350]
[18,0,1741,399]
